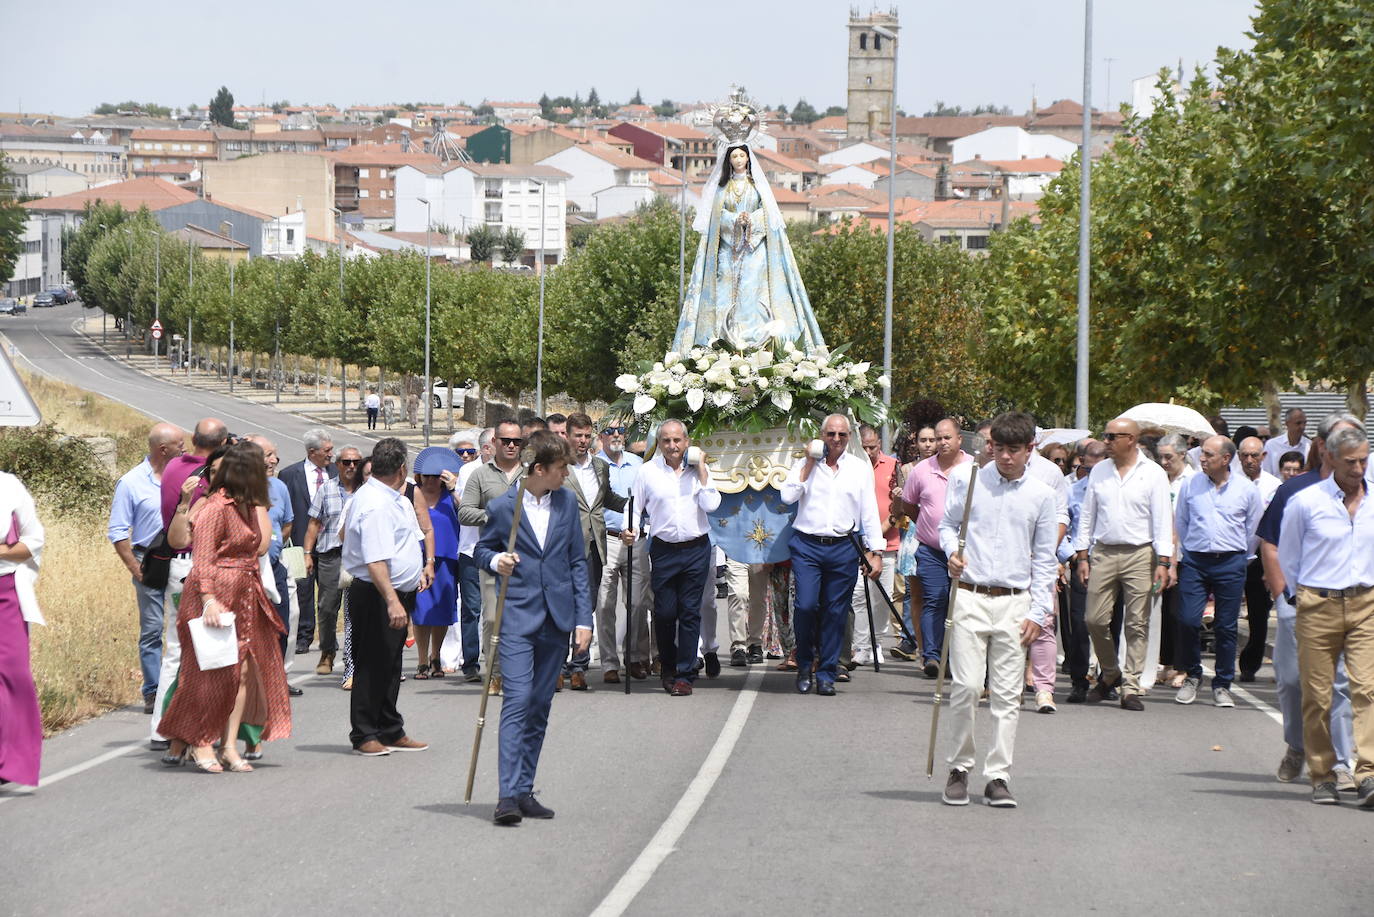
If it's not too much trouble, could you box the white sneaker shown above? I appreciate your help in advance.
[1035,690,1056,714]
[1213,686,1235,708]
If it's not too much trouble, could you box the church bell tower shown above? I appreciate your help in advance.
[847,6,899,141]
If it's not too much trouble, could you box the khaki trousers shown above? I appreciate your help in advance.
[1086,543,1155,695]
[725,560,769,651]
[1295,586,1374,783]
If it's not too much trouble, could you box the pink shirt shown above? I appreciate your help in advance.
[902,451,973,549]
[160,454,208,528]
[870,452,901,552]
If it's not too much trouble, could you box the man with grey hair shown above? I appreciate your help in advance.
[1263,406,1311,477]
[1279,424,1374,806]
[281,429,338,654]
[303,445,364,676]
[622,419,719,696]
[1172,435,1263,708]
[1260,412,1361,789]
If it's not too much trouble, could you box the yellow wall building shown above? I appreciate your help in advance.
[202,153,336,242]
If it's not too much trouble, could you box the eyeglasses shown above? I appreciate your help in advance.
[456,448,477,456]
[602,426,626,435]
[1103,432,1135,442]
[338,459,361,466]
[498,437,524,446]
[823,431,849,438]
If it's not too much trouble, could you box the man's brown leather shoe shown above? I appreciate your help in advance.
[570,671,588,691]
[1086,673,1121,703]
[1120,693,1144,711]
[556,673,564,692]
[386,735,429,752]
[629,662,649,680]
[487,676,502,696]
[604,670,621,684]
[316,652,335,675]
[777,649,798,671]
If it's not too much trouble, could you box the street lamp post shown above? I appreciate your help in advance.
[228,259,235,394]
[532,179,548,416]
[1076,0,1093,429]
[154,228,161,363]
[874,22,899,451]
[186,239,194,376]
[330,207,346,419]
[418,197,433,446]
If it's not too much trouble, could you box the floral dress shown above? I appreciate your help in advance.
[158,494,292,746]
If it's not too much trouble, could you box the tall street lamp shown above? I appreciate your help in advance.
[531,178,548,416]
[329,208,347,422]
[874,22,899,451]
[1076,0,1093,429]
[418,196,434,446]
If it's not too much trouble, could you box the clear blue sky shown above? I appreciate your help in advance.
[7,0,1260,117]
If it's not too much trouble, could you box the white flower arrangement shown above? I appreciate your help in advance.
[609,340,888,436]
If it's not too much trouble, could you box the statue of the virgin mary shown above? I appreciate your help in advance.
[672,90,825,354]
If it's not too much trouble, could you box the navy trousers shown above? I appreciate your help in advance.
[915,542,951,665]
[1178,549,1247,689]
[498,617,567,799]
[648,536,711,681]
[790,533,861,685]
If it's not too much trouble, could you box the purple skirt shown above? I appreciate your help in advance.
[0,573,42,786]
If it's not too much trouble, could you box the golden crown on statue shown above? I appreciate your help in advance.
[711,85,760,145]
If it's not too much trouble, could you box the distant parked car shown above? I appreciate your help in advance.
[33,292,56,308]
[431,378,472,410]
[0,298,16,315]
[45,288,74,304]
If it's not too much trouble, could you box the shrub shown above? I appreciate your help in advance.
[0,425,115,515]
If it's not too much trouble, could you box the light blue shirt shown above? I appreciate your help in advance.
[266,477,293,562]
[1278,476,1374,592]
[107,458,165,548]
[1059,473,1090,563]
[598,450,643,533]
[1175,472,1263,555]
[343,477,424,591]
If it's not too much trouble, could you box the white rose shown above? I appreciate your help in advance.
[615,373,641,393]
[695,358,711,371]
[671,362,687,376]
[664,351,681,366]
[686,388,705,412]
[647,370,672,387]
[876,374,891,389]
[633,393,657,414]
[689,347,704,360]
[853,374,870,390]
[667,380,684,396]
[755,376,770,389]
[749,349,774,368]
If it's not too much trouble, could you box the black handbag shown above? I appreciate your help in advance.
[140,528,175,590]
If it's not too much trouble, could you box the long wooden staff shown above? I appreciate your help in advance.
[623,496,634,696]
[926,464,978,779]
[464,479,530,805]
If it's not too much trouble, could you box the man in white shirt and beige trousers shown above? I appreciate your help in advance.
[938,412,1058,809]
[1074,418,1174,711]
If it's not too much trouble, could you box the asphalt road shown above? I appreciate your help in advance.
[3,301,373,454]
[2,303,1372,916]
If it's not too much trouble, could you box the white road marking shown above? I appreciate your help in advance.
[589,668,763,917]
[1202,664,1284,727]
[0,673,315,805]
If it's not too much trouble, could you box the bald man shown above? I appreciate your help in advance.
[108,423,185,723]
[1073,418,1174,711]
[1236,436,1282,681]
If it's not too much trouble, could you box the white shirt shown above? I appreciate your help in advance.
[630,454,720,543]
[342,477,424,592]
[1026,450,1070,532]
[940,462,1058,625]
[1278,476,1374,592]
[780,452,885,551]
[0,472,45,625]
[455,460,481,557]
[1263,433,1311,478]
[365,393,381,410]
[487,488,553,572]
[1073,449,1173,557]
[570,453,598,506]
[304,458,328,504]
[1245,469,1282,509]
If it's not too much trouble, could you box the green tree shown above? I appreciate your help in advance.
[209,87,235,127]
[653,99,677,118]
[498,227,526,264]
[0,157,26,285]
[466,224,497,263]
[791,99,819,123]
[629,88,643,105]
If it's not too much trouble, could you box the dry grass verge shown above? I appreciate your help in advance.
[9,369,155,734]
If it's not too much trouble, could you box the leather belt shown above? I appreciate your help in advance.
[957,581,1024,598]
[651,534,709,551]
[1301,584,1374,600]
[607,529,622,537]
[314,547,342,557]
[797,531,849,546]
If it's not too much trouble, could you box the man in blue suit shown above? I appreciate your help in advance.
[475,431,592,826]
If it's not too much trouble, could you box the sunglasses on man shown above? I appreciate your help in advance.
[498,437,524,446]
[602,426,626,435]
[1103,432,1135,442]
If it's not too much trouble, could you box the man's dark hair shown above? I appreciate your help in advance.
[974,419,994,436]
[546,412,568,426]
[989,412,1036,447]
[370,437,408,478]
[1279,450,1304,467]
[492,417,520,433]
[1234,425,1258,443]
[192,418,229,450]
[1208,414,1229,437]
[522,429,571,470]
[523,417,548,433]
[858,423,878,439]
[210,440,270,508]
[567,411,595,431]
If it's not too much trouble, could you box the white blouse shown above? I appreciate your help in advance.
[0,471,45,625]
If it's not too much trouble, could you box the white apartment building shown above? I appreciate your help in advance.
[393,162,568,266]
[536,143,656,218]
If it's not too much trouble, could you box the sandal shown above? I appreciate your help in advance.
[413,663,430,680]
[160,742,188,767]
[190,750,223,774]
[244,744,263,762]
[219,753,254,773]
[429,659,445,679]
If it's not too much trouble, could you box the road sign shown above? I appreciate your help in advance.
[151,328,163,340]
[151,319,163,332]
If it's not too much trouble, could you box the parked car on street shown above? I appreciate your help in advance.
[0,298,17,315]
[46,287,75,304]
[33,292,56,308]
[431,378,472,410]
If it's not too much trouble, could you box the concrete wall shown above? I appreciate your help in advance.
[203,153,336,242]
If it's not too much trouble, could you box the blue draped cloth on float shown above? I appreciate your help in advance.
[706,488,798,565]
[672,144,824,354]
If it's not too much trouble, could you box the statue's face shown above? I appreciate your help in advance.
[729,148,748,173]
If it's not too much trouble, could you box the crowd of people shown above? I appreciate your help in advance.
[4,400,1369,821]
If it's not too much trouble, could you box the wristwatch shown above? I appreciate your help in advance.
[1157,559,1172,569]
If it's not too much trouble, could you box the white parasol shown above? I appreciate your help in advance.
[1036,428,1092,447]
[1120,403,1215,438]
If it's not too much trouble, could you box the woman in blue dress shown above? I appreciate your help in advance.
[411,447,461,679]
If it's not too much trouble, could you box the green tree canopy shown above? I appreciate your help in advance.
[209,87,235,127]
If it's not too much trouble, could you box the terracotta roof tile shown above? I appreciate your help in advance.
[23,177,199,212]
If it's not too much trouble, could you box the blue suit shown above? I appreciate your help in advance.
[475,485,592,799]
